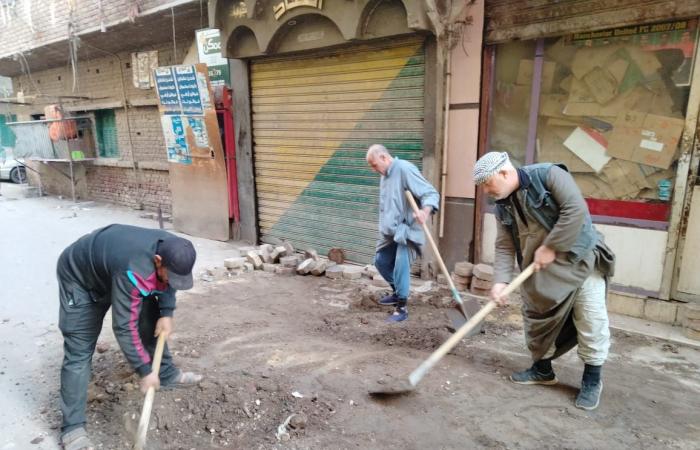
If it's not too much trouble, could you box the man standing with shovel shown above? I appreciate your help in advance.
[473,152,615,411]
[366,144,439,323]
[57,224,203,450]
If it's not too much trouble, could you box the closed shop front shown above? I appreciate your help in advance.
[250,37,426,262]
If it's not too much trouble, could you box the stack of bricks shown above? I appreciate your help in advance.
[451,262,473,292]
[470,264,494,296]
[680,303,700,341]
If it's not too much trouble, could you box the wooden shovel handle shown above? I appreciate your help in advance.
[404,191,461,299]
[409,263,535,386]
[134,332,167,450]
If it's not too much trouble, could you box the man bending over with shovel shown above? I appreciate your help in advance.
[57,224,203,450]
[473,152,615,411]
[366,144,439,323]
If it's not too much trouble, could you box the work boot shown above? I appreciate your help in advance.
[379,293,400,306]
[60,427,95,450]
[575,364,603,410]
[510,360,558,385]
[386,301,408,323]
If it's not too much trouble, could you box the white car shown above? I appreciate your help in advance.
[0,148,26,183]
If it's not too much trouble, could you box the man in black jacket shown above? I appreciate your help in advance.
[57,224,202,450]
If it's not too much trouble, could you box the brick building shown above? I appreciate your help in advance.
[0,0,207,213]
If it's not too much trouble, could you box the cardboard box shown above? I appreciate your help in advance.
[538,127,595,173]
[582,66,620,104]
[600,159,651,198]
[540,94,568,118]
[517,60,556,92]
[571,45,623,79]
[563,127,611,173]
[573,174,616,199]
[607,111,685,169]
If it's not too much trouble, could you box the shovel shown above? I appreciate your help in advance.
[132,332,167,450]
[369,263,535,396]
[404,190,480,331]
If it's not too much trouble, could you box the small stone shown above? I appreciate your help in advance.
[280,256,298,268]
[454,262,474,277]
[304,249,319,261]
[30,436,44,445]
[325,265,344,279]
[311,261,328,276]
[282,241,295,257]
[262,263,277,273]
[328,247,346,264]
[473,264,494,281]
[96,342,110,354]
[246,251,263,270]
[289,413,307,430]
[297,259,316,275]
[276,266,295,276]
[224,257,246,269]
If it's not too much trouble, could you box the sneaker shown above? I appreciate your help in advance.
[575,380,603,410]
[510,365,558,385]
[379,293,400,306]
[386,305,408,323]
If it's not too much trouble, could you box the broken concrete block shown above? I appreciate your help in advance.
[325,265,344,279]
[304,249,319,261]
[246,251,263,270]
[311,260,328,276]
[471,277,492,291]
[276,266,295,276]
[271,246,286,262]
[224,257,246,270]
[258,244,275,263]
[262,263,277,273]
[280,256,298,268]
[643,299,678,324]
[297,258,316,275]
[328,248,346,264]
[342,266,363,280]
[473,264,494,281]
[206,267,230,280]
[243,262,254,272]
[454,262,474,277]
[282,241,295,257]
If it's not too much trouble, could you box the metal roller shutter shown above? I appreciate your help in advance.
[251,36,425,263]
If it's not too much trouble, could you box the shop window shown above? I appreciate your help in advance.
[489,19,699,225]
[94,109,119,158]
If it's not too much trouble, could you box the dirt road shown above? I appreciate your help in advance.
[42,270,700,449]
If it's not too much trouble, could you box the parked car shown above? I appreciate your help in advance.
[0,148,27,183]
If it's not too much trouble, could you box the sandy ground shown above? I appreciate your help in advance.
[37,270,700,450]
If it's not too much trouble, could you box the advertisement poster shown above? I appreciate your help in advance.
[174,66,203,115]
[154,67,181,115]
[187,116,209,148]
[161,115,191,164]
[196,28,230,87]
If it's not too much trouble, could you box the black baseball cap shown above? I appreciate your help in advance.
[157,237,197,290]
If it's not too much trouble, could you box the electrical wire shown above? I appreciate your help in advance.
[171,7,177,61]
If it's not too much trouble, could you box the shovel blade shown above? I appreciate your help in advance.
[368,377,415,397]
[445,307,483,336]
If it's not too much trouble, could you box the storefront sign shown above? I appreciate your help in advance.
[273,0,323,20]
[196,28,230,87]
[570,19,697,43]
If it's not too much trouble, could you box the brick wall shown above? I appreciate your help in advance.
[8,39,195,212]
[0,1,192,58]
[86,166,172,214]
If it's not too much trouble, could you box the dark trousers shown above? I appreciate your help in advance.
[58,278,178,435]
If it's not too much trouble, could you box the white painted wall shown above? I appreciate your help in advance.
[480,212,667,292]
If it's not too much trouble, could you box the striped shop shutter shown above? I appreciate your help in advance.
[250,36,426,263]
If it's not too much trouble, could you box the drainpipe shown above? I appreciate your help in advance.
[439,29,452,238]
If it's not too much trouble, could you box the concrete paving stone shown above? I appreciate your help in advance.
[280,256,299,268]
[282,241,295,257]
[224,257,246,269]
[243,262,254,272]
[342,267,363,280]
[310,261,328,276]
[471,277,492,291]
[296,258,315,275]
[473,264,494,281]
[363,264,379,278]
[246,251,263,270]
[454,261,474,277]
[262,263,277,273]
[276,266,295,276]
[271,246,286,262]
[325,265,344,279]
[304,249,319,261]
